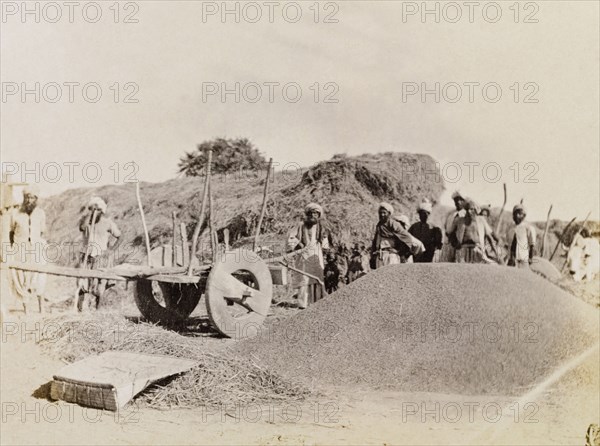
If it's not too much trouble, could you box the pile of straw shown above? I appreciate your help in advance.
[38,313,310,409]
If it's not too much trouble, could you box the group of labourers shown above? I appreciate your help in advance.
[2,185,536,313]
[0,187,121,312]
[287,192,536,308]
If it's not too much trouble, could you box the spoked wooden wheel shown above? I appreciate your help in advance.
[133,281,201,325]
[206,249,273,339]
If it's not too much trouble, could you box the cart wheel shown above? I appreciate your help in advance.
[206,249,273,339]
[133,281,201,325]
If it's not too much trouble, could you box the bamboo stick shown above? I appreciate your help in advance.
[188,149,212,275]
[540,204,553,257]
[549,217,576,261]
[494,183,507,234]
[180,222,189,267]
[135,182,152,267]
[172,211,177,266]
[208,179,216,263]
[254,158,273,251]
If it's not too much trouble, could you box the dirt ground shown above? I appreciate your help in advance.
[1,274,599,445]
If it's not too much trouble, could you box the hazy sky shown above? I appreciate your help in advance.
[1,1,598,221]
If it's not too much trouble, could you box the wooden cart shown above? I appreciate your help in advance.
[5,248,296,338]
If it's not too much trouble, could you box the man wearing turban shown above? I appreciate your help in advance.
[409,199,443,263]
[448,198,496,264]
[507,203,536,269]
[287,202,332,309]
[1,184,47,313]
[77,196,121,309]
[440,191,466,262]
[370,202,425,268]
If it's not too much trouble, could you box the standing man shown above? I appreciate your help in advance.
[287,202,332,309]
[507,203,536,269]
[370,202,424,269]
[409,199,443,263]
[3,185,47,312]
[450,199,496,264]
[440,191,466,262]
[77,196,121,308]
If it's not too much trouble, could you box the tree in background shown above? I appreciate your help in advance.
[178,138,267,176]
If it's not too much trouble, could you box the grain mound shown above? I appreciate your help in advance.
[234,264,599,395]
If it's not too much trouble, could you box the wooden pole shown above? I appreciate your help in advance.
[208,179,216,262]
[135,182,152,267]
[180,222,189,267]
[494,183,507,235]
[188,149,212,275]
[224,228,230,251]
[540,204,553,257]
[75,208,98,311]
[254,158,273,251]
[562,211,591,272]
[171,211,177,266]
[549,217,576,261]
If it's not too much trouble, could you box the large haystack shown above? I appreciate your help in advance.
[233,264,599,395]
[42,152,444,264]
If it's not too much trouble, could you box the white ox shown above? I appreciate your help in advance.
[564,234,600,282]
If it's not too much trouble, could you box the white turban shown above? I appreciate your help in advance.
[397,214,410,228]
[88,196,107,213]
[451,190,463,200]
[305,202,323,216]
[464,198,481,214]
[513,203,526,215]
[379,202,394,214]
[22,184,40,197]
[418,199,432,214]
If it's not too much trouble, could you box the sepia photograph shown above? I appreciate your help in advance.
[0,1,599,444]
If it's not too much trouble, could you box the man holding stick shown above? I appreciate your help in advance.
[287,203,332,309]
[77,196,121,308]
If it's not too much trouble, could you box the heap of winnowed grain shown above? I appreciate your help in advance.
[234,264,599,395]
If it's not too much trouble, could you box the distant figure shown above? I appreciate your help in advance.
[479,204,491,218]
[287,203,332,309]
[507,204,536,269]
[370,202,424,269]
[395,214,415,263]
[77,196,121,307]
[3,185,47,312]
[409,199,443,263]
[479,204,501,263]
[346,244,368,283]
[440,191,466,262]
[450,199,496,264]
[323,251,340,294]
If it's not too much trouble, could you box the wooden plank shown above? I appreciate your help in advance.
[51,351,198,410]
[188,149,212,275]
[145,274,204,284]
[7,263,127,281]
[7,263,211,282]
[253,157,273,251]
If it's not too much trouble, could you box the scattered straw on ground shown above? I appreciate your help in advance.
[38,312,310,409]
